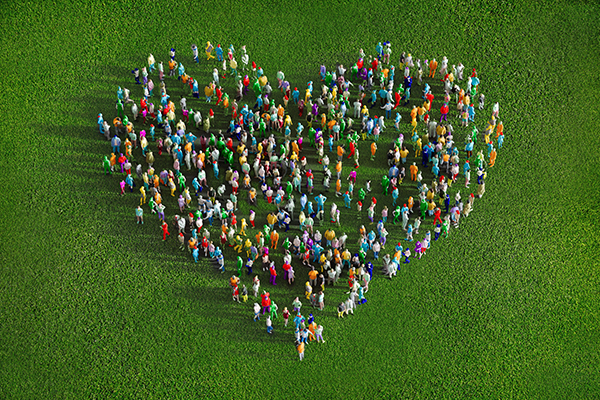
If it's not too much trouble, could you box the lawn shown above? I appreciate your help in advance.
[1,0,599,398]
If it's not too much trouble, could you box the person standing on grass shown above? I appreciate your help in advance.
[160,221,170,241]
[296,340,305,361]
[270,301,278,320]
[253,303,261,321]
[135,206,144,224]
[266,315,273,334]
[315,325,325,343]
[283,307,290,327]
[241,285,248,303]
[252,276,260,298]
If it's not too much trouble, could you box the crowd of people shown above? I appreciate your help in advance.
[98,41,505,360]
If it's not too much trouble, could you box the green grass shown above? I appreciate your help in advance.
[1,0,600,398]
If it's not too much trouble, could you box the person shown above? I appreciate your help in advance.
[308,267,318,287]
[269,262,277,285]
[252,276,260,297]
[337,302,346,318]
[232,285,240,302]
[241,285,248,303]
[261,291,271,314]
[266,315,273,334]
[317,291,325,310]
[253,303,261,321]
[283,307,290,327]
[292,297,302,314]
[160,221,170,241]
[301,327,311,344]
[296,340,305,361]
[270,301,278,320]
[293,313,305,330]
[135,206,144,224]
[311,324,324,344]
[305,281,312,300]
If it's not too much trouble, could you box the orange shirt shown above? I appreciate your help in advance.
[410,107,418,121]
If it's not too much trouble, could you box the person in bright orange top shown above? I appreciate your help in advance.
[292,141,300,155]
[308,267,318,286]
[308,322,317,342]
[496,120,504,138]
[337,145,345,161]
[109,153,117,171]
[327,119,336,134]
[489,147,497,167]
[410,106,418,123]
[168,59,177,76]
[370,142,377,161]
[428,59,438,78]
[270,230,279,249]
[335,161,342,179]
[410,163,419,181]
[255,231,263,247]
[321,113,327,127]
[296,340,305,361]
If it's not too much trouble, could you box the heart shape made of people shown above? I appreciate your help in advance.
[98,42,504,343]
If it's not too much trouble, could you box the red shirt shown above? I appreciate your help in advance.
[425,93,434,105]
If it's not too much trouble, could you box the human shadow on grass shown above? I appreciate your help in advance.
[171,284,291,345]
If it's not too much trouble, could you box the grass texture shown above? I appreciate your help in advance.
[1,0,599,398]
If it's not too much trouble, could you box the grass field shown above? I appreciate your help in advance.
[1,0,600,398]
